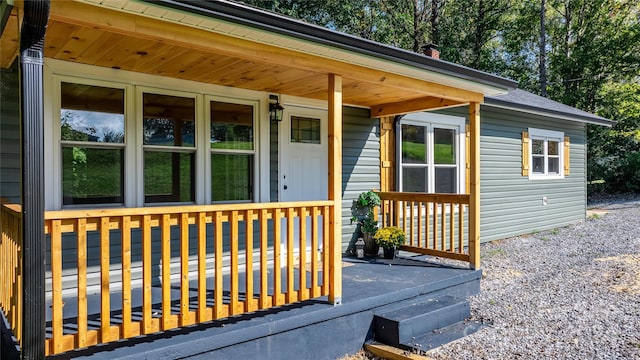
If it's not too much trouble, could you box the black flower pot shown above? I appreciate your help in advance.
[382,246,397,259]
[363,233,380,257]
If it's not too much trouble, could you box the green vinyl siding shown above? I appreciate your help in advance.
[341,107,380,251]
[480,107,586,242]
[0,61,20,203]
[441,105,586,243]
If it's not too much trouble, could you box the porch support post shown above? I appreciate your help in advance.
[468,102,481,269]
[20,0,50,358]
[328,74,342,305]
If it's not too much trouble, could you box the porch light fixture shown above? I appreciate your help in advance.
[269,94,284,122]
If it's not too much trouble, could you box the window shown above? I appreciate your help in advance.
[527,128,564,179]
[143,92,196,203]
[210,100,255,202]
[60,82,125,205]
[291,116,320,144]
[397,113,465,194]
[52,70,261,209]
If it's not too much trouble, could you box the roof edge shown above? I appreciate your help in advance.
[143,0,517,91]
[485,97,615,127]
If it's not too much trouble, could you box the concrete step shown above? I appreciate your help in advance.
[402,319,486,353]
[373,295,469,348]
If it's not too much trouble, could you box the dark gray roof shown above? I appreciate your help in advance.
[486,89,614,126]
[147,0,517,91]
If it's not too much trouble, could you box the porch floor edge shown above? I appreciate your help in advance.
[48,256,481,360]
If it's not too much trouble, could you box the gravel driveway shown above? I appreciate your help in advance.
[429,196,640,360]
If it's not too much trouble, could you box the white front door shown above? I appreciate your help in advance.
[279,106,328,202]
[278,106,327,258]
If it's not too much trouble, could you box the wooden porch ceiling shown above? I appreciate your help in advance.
[1,1,484,116]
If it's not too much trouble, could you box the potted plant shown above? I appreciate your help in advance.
[351,190,381,257]
[374,226,405,259]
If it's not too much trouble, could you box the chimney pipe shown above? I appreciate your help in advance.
[422,43,440,59]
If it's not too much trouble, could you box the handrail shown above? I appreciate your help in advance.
[377,192,471,263]
[42,201,335,355]
[0,204,23,347]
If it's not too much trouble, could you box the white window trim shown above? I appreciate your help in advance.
[396,112,466,194]
[136,86,202,207]
[528,127,564,180]
[206,95,259,204]
[51,75,135,209]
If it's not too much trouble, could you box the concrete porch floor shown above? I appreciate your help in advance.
[47,254,481,360]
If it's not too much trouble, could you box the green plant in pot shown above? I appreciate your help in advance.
[374,226,405,259]
[351,190,381,257]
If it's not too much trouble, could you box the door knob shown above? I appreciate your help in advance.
[283,185,288,190]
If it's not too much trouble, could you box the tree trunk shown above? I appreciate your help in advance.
[539,0,548,97]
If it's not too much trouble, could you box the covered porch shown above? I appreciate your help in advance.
[0,0,514,357]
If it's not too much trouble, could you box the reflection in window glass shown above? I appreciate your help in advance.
[435,167,456,193]
[548,141,558,155]
[402,167,427,192]
[434,128,455,164]
[143,93,195,147]
[211,101,254,150]
[548,158,560,174]
[144,152,194,203]
[532,139,544,155]
[402,124,427,164]
[61,82,126,205]
[62,147,123,205]
[61,82,125,143]
[532,157,544,174]
[291,116,320,144]
[212,154,253,201]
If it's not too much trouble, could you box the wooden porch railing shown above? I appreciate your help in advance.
[0,204,23,347]
[41,201,335,355]
[378,192,471,263]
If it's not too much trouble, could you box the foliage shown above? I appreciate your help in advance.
[373,226,406,248]
[356,190,381,208]
[237,0,640,195]
[588,82,640,194]
[351,190,381,235]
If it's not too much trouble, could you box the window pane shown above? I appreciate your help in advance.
[532,139,544,155]
[291,116,320,144]
[548,157,560,174]
[402,167,427,192]
[548,140,559,156]
[532,156,544,173]
[434,128,456,164]
[61,82,124,143]
[435,167,456,193]
[143,93,195,147]
[144,151,194,203]
[402,124,427,164]
[62,147,123,205]
[212,154,253,201]
[211,101,254,150]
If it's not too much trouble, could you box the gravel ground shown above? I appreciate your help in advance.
[429,195,640,360]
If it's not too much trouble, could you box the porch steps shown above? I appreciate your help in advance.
[373,295,482,352]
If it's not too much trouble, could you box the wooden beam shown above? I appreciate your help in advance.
[328,73,342,305]
[379,116,395,192]
[371,96,463,118]
[468,102,481,269]
[364,342,434,360]
[47,1,484,103]
[0,7,19,68]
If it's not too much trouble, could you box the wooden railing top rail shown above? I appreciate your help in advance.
[42,201,335,220]
[1,203,22,216]
[377,192,470,204]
